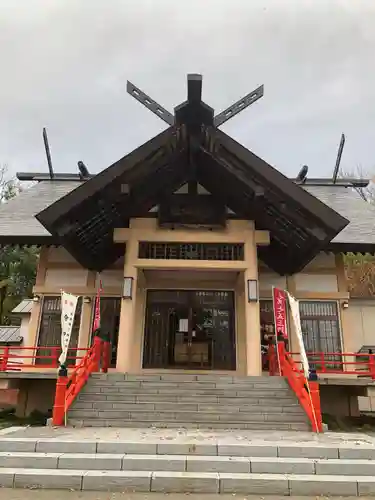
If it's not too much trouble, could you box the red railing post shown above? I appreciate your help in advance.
[52,366,68,426]
[101,341,111,373]
[308,379,323,433]
[268,344,275,375]
[369,352,375,380]
[320,352,326,373]
[0,347,10,371]
[277,340,286,373]
[93,336,102,372]
[51,347,59,368]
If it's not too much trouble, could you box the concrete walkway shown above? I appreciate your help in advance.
[2,425,375,447]
[0,491,371,500]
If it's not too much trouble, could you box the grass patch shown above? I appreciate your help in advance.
[0,408,50,427]
[323,412,375,432]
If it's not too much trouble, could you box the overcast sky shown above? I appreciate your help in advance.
[1,0,375,179]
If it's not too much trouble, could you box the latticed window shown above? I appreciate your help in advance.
[138,242,244,261]
[36,296,82,366]
[299,301,342,370]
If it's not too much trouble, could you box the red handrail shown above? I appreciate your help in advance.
[0,345,89,371]
[276,342,323,433]
[287,351,375,378]
[268,348,375,379]
[52,336,110,426]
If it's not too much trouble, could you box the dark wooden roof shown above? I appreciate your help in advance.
[35,126,348,274]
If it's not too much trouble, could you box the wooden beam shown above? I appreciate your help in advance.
[294,291,350,300]
[114,228,247,244]
[32,285,122,296]
[135,259,247,271]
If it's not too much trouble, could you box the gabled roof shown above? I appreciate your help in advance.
[0,326,22,345]
[0,181,83,243]
[304,185,375,250]
[0,176,372,268]
[12,299,33,315]
[32,120,348,274]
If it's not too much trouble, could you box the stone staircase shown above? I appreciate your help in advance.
[68,373,310,430]
[1,432,375,495]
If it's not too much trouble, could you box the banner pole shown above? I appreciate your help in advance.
[286,291,320,433]
[305,378,319,433]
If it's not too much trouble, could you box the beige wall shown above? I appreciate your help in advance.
[114,218,263,375]
[345,298,375,413]
[344,299,375,353]
[26,220,359,378]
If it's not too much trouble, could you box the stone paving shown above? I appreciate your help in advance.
[2,424,375,447]
[0,492,371,500]
[2,426,375,496]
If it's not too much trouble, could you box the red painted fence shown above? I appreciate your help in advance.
[269,343,323,432]
[0,339,111,426]
[52,336,111,425]
[287,351,375,378]
[0,346,89,371]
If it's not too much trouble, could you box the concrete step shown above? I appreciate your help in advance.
[73,401,304,413]
[68,419,310,430]
[77,393,298,405]
[71,374,306,431]
[0,467,371,495]
[68,408,307,422]
[81,387,294,398]
[2,438,375,459]
[87,380,292,391]
[91,373,290,385]
[2,452,375,476]
[86,379,292,389]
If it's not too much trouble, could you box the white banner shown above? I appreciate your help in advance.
[59,291,79,366]
[287,292,310,378]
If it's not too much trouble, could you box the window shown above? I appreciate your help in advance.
[299,301,342,370]
[138,242,244,261]
[36,296,82,366]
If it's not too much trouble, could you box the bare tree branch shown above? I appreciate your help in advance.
[339,165,375,203]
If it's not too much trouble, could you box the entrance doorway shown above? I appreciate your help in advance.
[91,297,121,367]
[143,290,236,370]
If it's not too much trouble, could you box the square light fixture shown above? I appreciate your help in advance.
[123,277,134,299]
[247,279,258,302]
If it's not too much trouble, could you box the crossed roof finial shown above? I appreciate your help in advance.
[126,74,264,128]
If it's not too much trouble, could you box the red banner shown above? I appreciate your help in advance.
[92,280,102,332]
[272,287,288,339]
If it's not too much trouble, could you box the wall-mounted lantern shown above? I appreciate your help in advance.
[123,277,134,299]
[247,279,259,302]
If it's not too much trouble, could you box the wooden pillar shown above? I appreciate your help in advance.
[335,253,351,367]
[76,271,95,363]
[116,237,138,373]
[243,221,261,376]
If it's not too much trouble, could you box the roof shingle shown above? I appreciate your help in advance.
[303,185,375,244]
[0,179,374,248]
[0,181,83,240]
[0,326,22,345]
[11,299,33,315]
